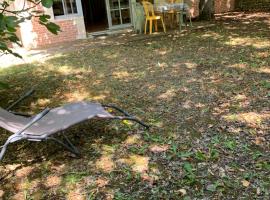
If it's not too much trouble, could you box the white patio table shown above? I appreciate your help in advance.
[154,3,191,31]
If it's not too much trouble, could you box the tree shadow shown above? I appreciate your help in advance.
[0,11,269,199]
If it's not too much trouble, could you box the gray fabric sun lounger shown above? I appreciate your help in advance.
[0,91,149,161]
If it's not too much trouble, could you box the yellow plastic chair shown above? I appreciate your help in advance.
[154,0,167,4]
[142,1,166,34]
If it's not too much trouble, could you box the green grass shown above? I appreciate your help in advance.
[0,12,269,199]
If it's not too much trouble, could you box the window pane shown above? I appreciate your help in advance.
[53,0,78,16]
[71,0,78,13]
[121,8,130,24]
[110,0,119,10]
[120,0,129,8]
[53,0,65,16]
[111,10,121,25]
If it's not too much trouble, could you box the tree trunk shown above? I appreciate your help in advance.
[199,0,215,20]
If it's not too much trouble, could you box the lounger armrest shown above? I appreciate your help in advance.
[8,108,50,143]
[0,108,50,161]
[102,104,149,129]
[16,108,50,136]
[102,104,131,116]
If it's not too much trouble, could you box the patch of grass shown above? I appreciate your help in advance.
[63,172,88,185]
[0,12,270,199]
[260,80,270,89]
[223,139,237,151]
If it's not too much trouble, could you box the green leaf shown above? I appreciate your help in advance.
[5,16,18,26]
[6,26,16,32]
[39,14,50,23]
[224,140,236,151]
[206,184,217,192]
[41,0,53,8]
[195,151,207,161]
[0,42,8,50]
[178,151,193,158]
[183,162,193,173]
[209,148,219,160]
[7,34,19,43]
[45,22,60,34]
[0,13,5,30]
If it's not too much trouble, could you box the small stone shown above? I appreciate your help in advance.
[178,189,187,196]
[219,167,226,178]
[257,187,261,195]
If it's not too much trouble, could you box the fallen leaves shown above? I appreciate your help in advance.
[241,180,250,187]
[0,12,270,199]
[149,144,169,153]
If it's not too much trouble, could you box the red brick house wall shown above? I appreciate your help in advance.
[189,0,200,17]
[32,18,78,47]
[17,1,85,49]
[215,0,235,13]
[187,0,235,18]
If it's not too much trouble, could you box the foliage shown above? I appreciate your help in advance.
[0,0,60,58]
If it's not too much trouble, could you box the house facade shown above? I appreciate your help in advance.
[15,0,235,49]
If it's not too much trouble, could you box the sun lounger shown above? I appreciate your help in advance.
[0,90,149,161]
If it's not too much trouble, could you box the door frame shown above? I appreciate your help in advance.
[105,0,133,30]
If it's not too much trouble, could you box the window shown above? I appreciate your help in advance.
[109,0,131,26]
[53,0,78,17]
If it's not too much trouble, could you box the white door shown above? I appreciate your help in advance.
[106,0,132,29]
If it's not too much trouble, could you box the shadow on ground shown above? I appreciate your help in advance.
[0,12,269,199]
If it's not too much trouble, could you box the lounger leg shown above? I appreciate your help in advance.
[0,134,23,161]
[47,134,80,156]
[63,134,80,155]
[0,142,9,161]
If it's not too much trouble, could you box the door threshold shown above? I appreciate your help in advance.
[89,30,109,37]
[87,27,133,38]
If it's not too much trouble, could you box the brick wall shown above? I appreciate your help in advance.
[31,18,78,47]
[215,0,235,13]
[30,3,79,47]
[18,2,86,49]
[235,0,270,11]
[188,0,200,17]
[188,0,235,17]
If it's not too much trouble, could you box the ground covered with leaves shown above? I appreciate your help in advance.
[0,12,269,199]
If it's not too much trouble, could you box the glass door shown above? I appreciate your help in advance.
[106,0,131,28]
